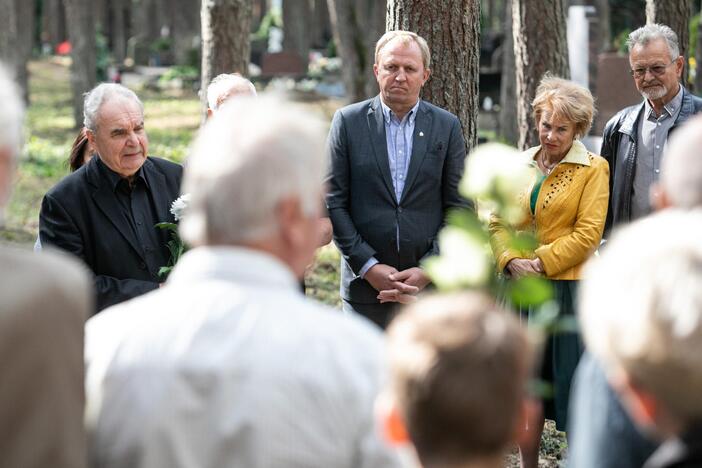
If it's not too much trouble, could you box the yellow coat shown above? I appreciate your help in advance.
[490,140,610,280]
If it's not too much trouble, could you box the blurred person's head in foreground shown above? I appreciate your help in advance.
[206,73,257,117]
[581,209,702,441]
[180,94,325,279]
[0,63,24,224]
[380,292,533,468]
[651,114,702,211]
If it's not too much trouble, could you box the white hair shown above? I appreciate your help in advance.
[83,83,143,131]
[661,115,702,209]
[627,23,680,61]
[580,209,702,422]
[0,63,24,160]
[206,73,257,111]
[180,94,325,246]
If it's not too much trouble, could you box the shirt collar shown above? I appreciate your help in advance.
[645,84,683,119]
[525,139,591,167]
[97,157,149,191]
[167,246,300,292]
[380,98,420,125]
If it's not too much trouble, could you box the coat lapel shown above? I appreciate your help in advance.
[142,159,173,225]
[367,96,398,204]
[401,101,433,203]
[87,158,145,261]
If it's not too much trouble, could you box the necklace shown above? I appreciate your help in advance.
[540,152,558,175]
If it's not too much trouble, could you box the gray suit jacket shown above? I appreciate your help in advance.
[0,247,90,468]
[326,96,467,304]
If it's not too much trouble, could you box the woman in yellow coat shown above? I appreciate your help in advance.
[490,76,609,468]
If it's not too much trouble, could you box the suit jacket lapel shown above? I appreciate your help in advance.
[142,159,173,226]
[367,96,398,205]
[401,101,433,204]
[87,158,145,261]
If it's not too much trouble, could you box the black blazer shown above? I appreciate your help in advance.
[326,96,468,304]
[40,156,183,312]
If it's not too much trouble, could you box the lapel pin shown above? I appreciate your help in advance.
[419,131,424,137]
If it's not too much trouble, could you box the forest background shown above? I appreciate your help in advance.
[1,1,700,465]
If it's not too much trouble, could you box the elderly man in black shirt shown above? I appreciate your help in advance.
[40,84,182,312]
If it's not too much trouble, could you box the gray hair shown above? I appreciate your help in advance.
[0,63,24,160]
[206,73,257,111]
[83,83,144,131]
[627,23,680,60]
[180,94,326,246]
[580,209,702,423]
[660,115,702,209]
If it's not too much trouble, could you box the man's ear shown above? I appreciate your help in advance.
[422,67,431,85]
[206,108,214,119]
[373,63,380,79]
[376,393,411,446]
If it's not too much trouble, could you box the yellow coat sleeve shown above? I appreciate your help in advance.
[489,214,523,273]
[535,158,610,276]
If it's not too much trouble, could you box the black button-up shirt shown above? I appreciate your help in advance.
[97,158,170,278]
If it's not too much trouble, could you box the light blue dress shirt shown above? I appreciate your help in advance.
[359,100,421,279]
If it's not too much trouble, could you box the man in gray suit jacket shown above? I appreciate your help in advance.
[327,30,467,328]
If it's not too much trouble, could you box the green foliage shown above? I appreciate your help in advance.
[158,66,199,84]
[155,222,186,279]
[252,7,282,41]
[96,29,110,81]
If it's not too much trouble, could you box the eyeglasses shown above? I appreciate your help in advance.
[630,60,676,78]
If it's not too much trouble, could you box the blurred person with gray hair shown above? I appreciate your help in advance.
[39,83,183,312]
[0,63,91,468]
[579,209,702,468]
[205,72,257,117]
[569,111,702,467]
[84,95,401,468]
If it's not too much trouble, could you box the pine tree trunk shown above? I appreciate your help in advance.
[283,0,311,69]
[594,0,611,51]
[0,0,33,103]
[111,0,127,63]
[387,0,480,154]
[646,0,690,87]
[200,0,253,115]
[310,0,331,49]
[513,0,570,150]
[172,0,201,65]
[499,0,518,146]
[64,0,97,128]
[696,0,702,93]
[327,0,386,103]
[42,0,67,49]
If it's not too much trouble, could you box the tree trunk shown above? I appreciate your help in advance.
[594,0,611,52]
[696,0,702,93]
[513,0,570,150]
[0,0,34,103]
[42,0,67,49]
[172,0,201,65]
[310,0,331,49]
[200,0,253,115]
[499,0,518,146]
[111,0,127,63]
[64,0,97,128]
[387,0,480,154]
[327,0,386,103]
[283,0,311,69]
[646,0,691,87]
